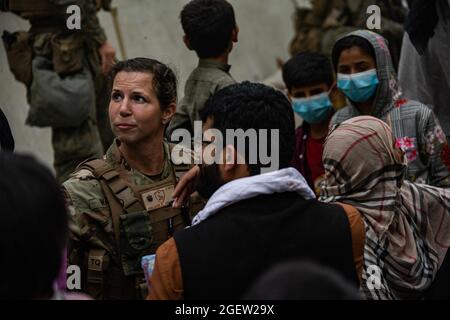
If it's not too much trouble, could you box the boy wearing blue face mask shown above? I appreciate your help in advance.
[282,52,338,195]
[331,30,450,188]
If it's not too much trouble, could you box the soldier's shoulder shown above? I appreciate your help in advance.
[64,157,101,185]
[63,166,105,212]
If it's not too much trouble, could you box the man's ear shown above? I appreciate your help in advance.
[183,35,193,50]
[223,144,238,171]
[222,144,241,177]
[220,144,251,181]
[162,102,176,125]
[231,24,239,43]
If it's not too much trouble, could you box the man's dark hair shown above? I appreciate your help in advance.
[181,0,236,59]
[0,153,68,299]
[110,57,177,109]
[282,52,334,92]
[200,81,295,176]
[331,35,377,71]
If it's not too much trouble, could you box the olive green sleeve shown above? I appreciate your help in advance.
[63,186,87,270]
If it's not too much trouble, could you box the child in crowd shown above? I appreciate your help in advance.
[282,52,339,195]
[167,0,238,138]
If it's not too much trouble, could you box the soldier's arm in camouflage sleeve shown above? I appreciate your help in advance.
[63,187,88,285]
[63,172,113,279]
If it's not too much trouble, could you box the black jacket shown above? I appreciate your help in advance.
[174,191,358,300]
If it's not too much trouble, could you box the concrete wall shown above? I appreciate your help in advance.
[0,0,296,170]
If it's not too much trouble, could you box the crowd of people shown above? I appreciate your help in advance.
[1,0,450,300]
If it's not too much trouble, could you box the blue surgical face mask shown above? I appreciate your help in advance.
[292,92,333,124]
[337,69,379,103]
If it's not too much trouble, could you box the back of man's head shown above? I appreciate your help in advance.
[282,52,334,93]
[181,0,236,59]
[0,153,68,299]
[244,260,362,300]
[200,81,295,175]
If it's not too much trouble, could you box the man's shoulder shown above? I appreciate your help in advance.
[228,192,344,215]
[174,193,347,240]
[278,192,347,218]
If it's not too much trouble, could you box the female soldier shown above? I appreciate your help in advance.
[64,58,197,300]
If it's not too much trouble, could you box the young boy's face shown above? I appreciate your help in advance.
[289,83,330,99]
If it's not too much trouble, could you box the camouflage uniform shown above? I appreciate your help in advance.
[343,0,407,69]
[63,140,203,299]
[3,0,114,183]
[289,0,347,56]
[290,0,407,68]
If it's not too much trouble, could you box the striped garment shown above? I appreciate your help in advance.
[320,116,450,299]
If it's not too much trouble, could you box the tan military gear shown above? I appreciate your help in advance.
[289,0,349,56]
[64,140,203,299]
[3,0,114,183]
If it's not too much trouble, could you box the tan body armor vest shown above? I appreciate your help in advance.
[76,157,191,300]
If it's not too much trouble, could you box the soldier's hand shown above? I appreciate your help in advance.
[98,41,116,75]
[172,165,200,208]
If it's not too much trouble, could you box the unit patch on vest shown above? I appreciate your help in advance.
[141,184,175,212]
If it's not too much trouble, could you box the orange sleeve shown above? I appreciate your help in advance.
[337,202,365,283]
[147,238,184,300]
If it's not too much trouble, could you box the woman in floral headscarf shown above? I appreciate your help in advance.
[330,30,450,188]
[320,116,450,300]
